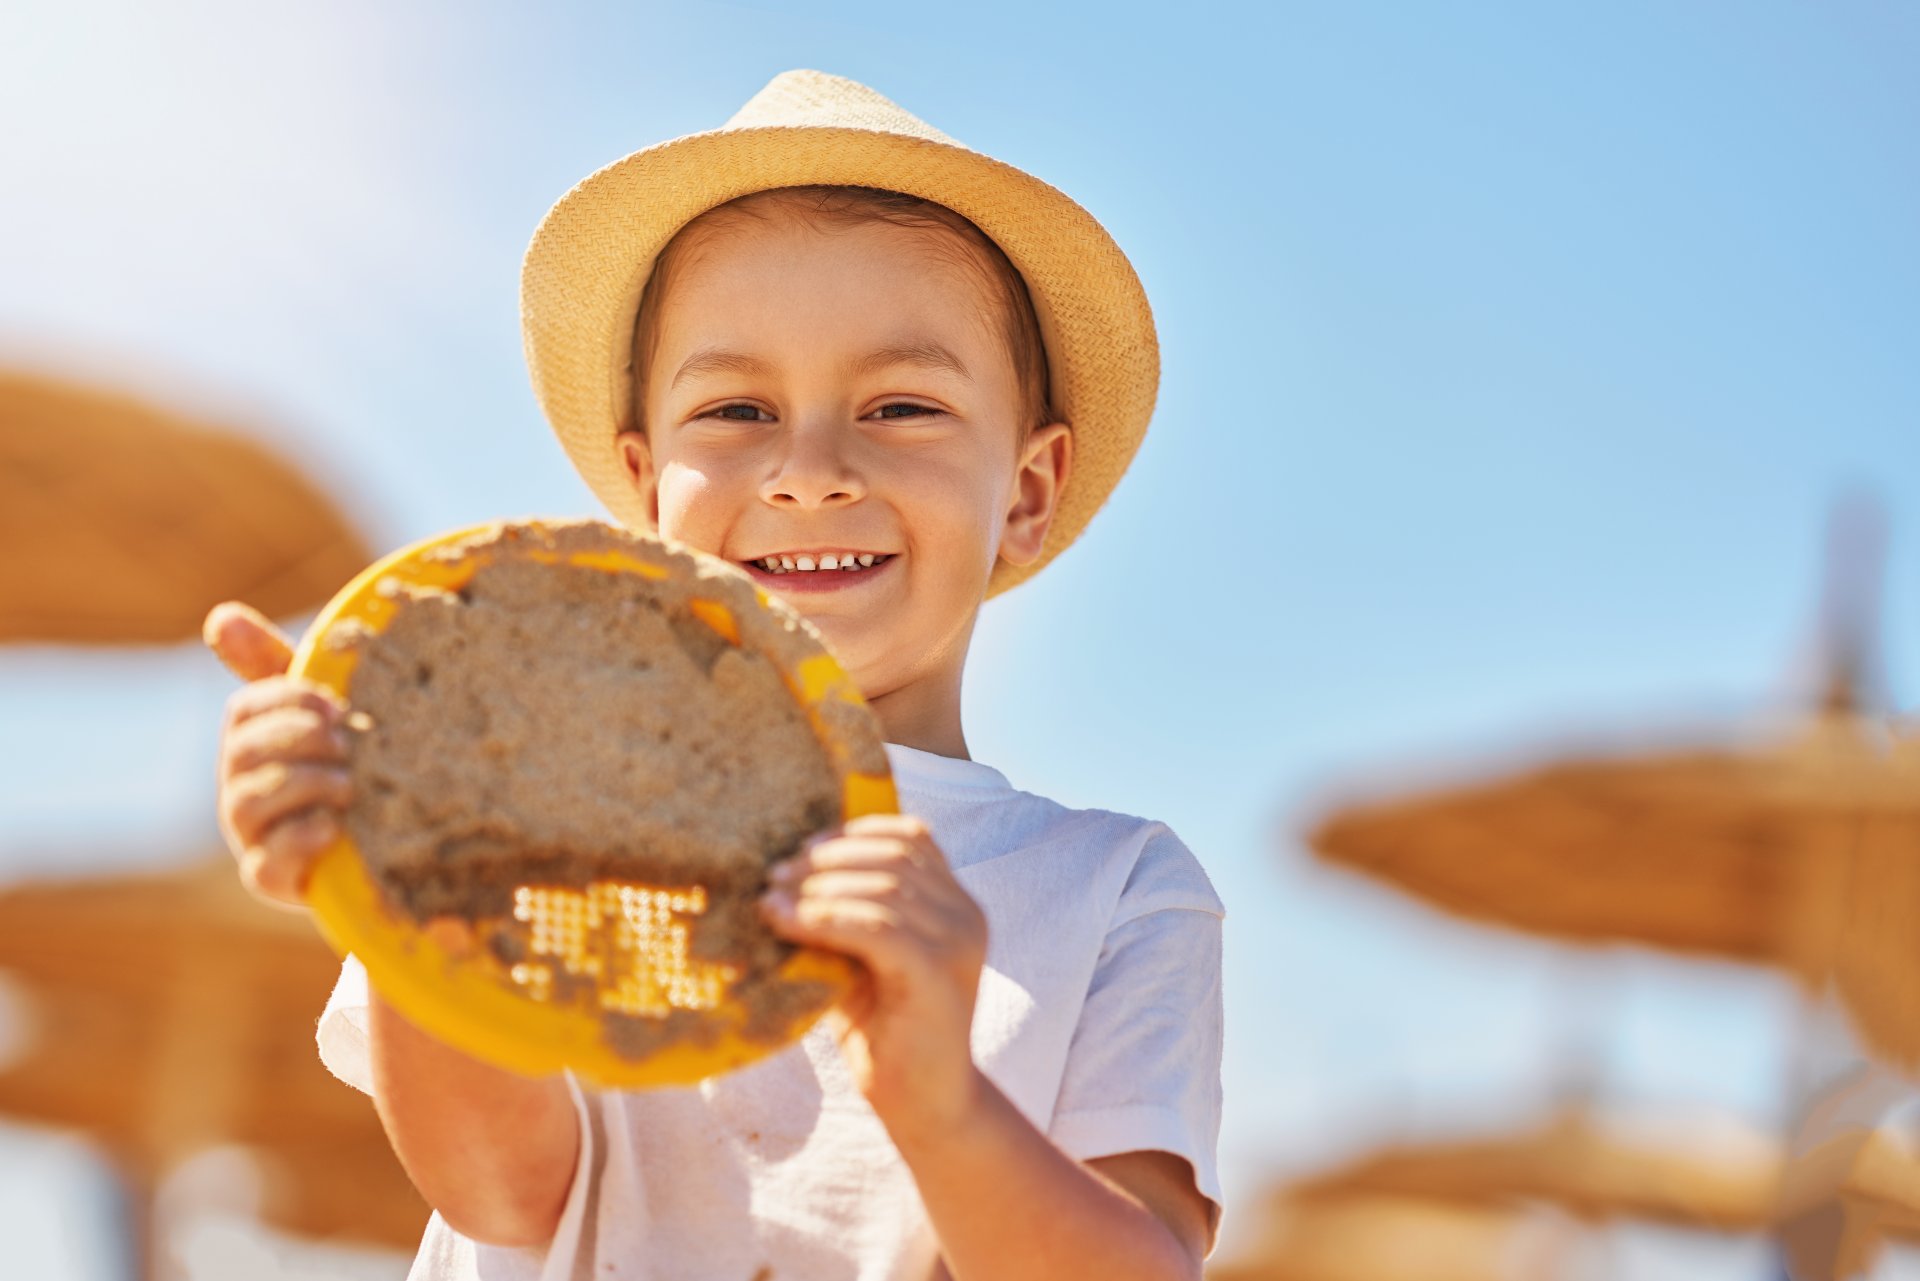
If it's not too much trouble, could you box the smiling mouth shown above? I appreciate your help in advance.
[744,552,894,576]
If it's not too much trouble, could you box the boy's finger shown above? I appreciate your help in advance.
[836,814,943,870]
[761,895,911,976]
[778,868,907,904]
[222,677,347,733]
[841,813,931,842]
[204,601,296,682]
[774,826,959,884]
[770,837,916,884]
[225,706,352,774]
[241,807,340,906]
[227,762,353,846]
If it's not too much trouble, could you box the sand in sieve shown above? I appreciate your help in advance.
[325,519,877,1056]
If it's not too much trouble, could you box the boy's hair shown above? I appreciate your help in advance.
[625,185,1054,452]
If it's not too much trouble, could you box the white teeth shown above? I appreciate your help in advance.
[756,553,885,574]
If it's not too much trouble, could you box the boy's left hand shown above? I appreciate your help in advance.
[760,813,986,1140]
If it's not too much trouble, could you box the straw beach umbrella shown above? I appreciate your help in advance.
[0,366,371,644]
[0,858,428,1251]
[1304,690,1920,1084]
[1206,1108,1778,1280]
[1205,1188,1580,1281]
[1285,1106,1782,1233]
[1304,707,1917,969]
[1297,503,1920,1269]
[0,359,405,1269]
[1302,503,1920,1057]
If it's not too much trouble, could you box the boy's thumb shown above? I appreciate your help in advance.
[203,601,296,681]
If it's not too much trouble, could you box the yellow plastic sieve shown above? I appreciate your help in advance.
[287,519,897,1088]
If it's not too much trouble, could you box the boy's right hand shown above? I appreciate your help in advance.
[205,600,354,909]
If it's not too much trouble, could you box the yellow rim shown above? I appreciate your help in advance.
[288,521,897,1087]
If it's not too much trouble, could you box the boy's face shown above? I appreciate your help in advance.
[615,212,1070,706]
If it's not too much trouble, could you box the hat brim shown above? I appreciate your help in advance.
[521,124,1158,598]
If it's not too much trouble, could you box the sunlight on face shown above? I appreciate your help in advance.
[616,211,1064,711]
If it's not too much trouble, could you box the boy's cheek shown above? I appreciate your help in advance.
[650,464,731,547]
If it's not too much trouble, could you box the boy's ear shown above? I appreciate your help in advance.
[614,430,661,528]
[999,422,1072,569]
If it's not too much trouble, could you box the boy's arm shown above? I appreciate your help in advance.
[207,603,582,1249]
[899,1076,1209,1281]
[763,814,1210,1281]
[1086,1151,1216,1268]
[368,990,581,1248]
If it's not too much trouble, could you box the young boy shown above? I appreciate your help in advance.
[207,70,1224,1281]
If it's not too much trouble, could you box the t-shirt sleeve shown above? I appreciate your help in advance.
[317,951,375,1095]
[1047,822,1226,1247]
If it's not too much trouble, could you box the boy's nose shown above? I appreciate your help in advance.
[759,421,866,509]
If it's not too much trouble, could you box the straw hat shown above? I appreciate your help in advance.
[520,69,1159,597]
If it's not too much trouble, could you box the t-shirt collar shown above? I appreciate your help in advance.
[882,741,1011,793]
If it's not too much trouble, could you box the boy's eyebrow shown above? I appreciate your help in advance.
[670,348,776,389]
[849,340,973,382]
[670,340,973,389]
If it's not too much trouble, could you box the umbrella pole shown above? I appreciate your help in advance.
[1780,805,1877,1111]
[101,1156,160,1281]
[1545,946,1618,1108]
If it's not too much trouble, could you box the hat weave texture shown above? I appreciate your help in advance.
[521,70,1159,597]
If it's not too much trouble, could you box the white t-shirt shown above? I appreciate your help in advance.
[317,741,1226,1280]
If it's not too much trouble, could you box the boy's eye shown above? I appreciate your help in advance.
[696,402,940,423]
[707,403,771,422]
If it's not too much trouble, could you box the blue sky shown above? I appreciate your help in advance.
[2,2,1916,1276]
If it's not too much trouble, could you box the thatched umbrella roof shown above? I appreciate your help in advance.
[1304,502,1920,1074]
[1208,1107,1779,1280]
[1807,762,1920,1075]
[0,858,427,1248]
[1305,708,1917,967]
[0,366,371,644]
[1305,687,1920,1079]
[1205,1189,1579,1281]
[1286,1106,1782,1232]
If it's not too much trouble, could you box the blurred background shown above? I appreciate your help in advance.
[1,1,1916,1278]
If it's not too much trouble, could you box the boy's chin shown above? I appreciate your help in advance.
[796,619,886,686]
[797,612,868,660]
